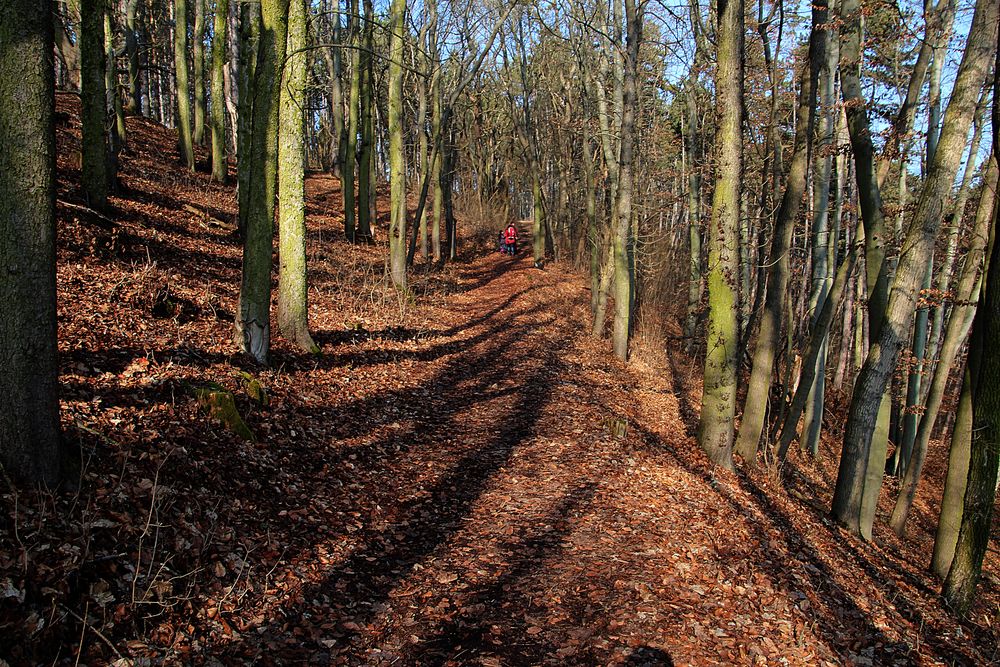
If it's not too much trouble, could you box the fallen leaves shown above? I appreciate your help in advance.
[2,94,998,667]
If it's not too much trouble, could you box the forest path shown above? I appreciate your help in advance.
[229,223,858,666]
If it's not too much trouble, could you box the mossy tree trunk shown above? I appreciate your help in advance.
[210,0,228,182]
[342,0,359,241]
[832,0,998,538]
[277,0,318,353]
[192,0,206,145]
[697,0,743,470]
[0,0,62,486]
[174,0,195,169]
[236,0,289,365]
[387,0,407,290]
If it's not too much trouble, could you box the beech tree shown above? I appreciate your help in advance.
[0,0,62,485]
[831,0,998,538]
[236,0,290,364]
[697,0,743,470]
[277,0,318,352]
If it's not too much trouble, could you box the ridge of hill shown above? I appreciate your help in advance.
[1,97,998,665]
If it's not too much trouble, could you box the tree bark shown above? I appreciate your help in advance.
[277,0,318,353]
[0,0,62,486]
[175,0,195,169]
[210,0,228,181]
[81,0,110,210]
[698,0,743,470]
[236,0,289,364]
[387,0,407,289]
[192,0,206,145]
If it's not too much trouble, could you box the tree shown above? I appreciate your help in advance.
[210,0,229,182]
[831,0,998,537]
[387,0,407,289]
[236,0,290,364]
[80,0,110,209]
[890,156,997,537]
[342,0,360,241]
[0,0,62,486]
[277,0,319,353]
[611,0,642,361]
[941,33,1000,615]
[175,0,195,169]
[697,0,743,470]
[192,0,206,145]
[735,0,825,462]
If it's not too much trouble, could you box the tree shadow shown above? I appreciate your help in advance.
[627,419,981,664]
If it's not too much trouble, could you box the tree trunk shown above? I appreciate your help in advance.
[211,0,229,182]
[355,0,373,241]
[192,0,206,145]
[277,0,318,353]
[932,361,975,578]
[125,0,141,113]
[81,0,110,210]
[611,0,641,361]
[0,0,62,486]
[236,0,259,234]
[175,0,195,169]
[236,0,289,365]
[942,128,1000,618]
[387,0,407,289]
[735,0,824,462]
[682,84,703,354]
[698,0,743,470]
[891,159,995,536]
[342,0,359,240]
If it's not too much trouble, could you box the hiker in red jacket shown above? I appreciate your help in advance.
[503,222,518,256]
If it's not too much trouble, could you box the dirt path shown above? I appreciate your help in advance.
[198,235,980,666]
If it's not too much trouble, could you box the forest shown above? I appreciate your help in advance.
[1,0,1000,663]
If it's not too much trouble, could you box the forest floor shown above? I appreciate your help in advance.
[2,97,1000,666]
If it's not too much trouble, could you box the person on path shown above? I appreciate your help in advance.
[503,222,518,256]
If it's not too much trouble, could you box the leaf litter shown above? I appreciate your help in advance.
[1,95,999,667]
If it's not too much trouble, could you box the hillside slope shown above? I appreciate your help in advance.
[0,97,998,666]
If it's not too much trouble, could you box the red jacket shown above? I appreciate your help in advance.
[504,226,517,243]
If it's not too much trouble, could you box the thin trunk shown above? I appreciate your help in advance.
[355,0,373,241]
[343,0,359,240]
[387,0,407,289]
[81,0,110,210]
[175,0,195,169]
[735,0,824,462]
[211,0,229,182]
[236,0,260,233]
[611,0,641,361]
[193,0,206,145]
